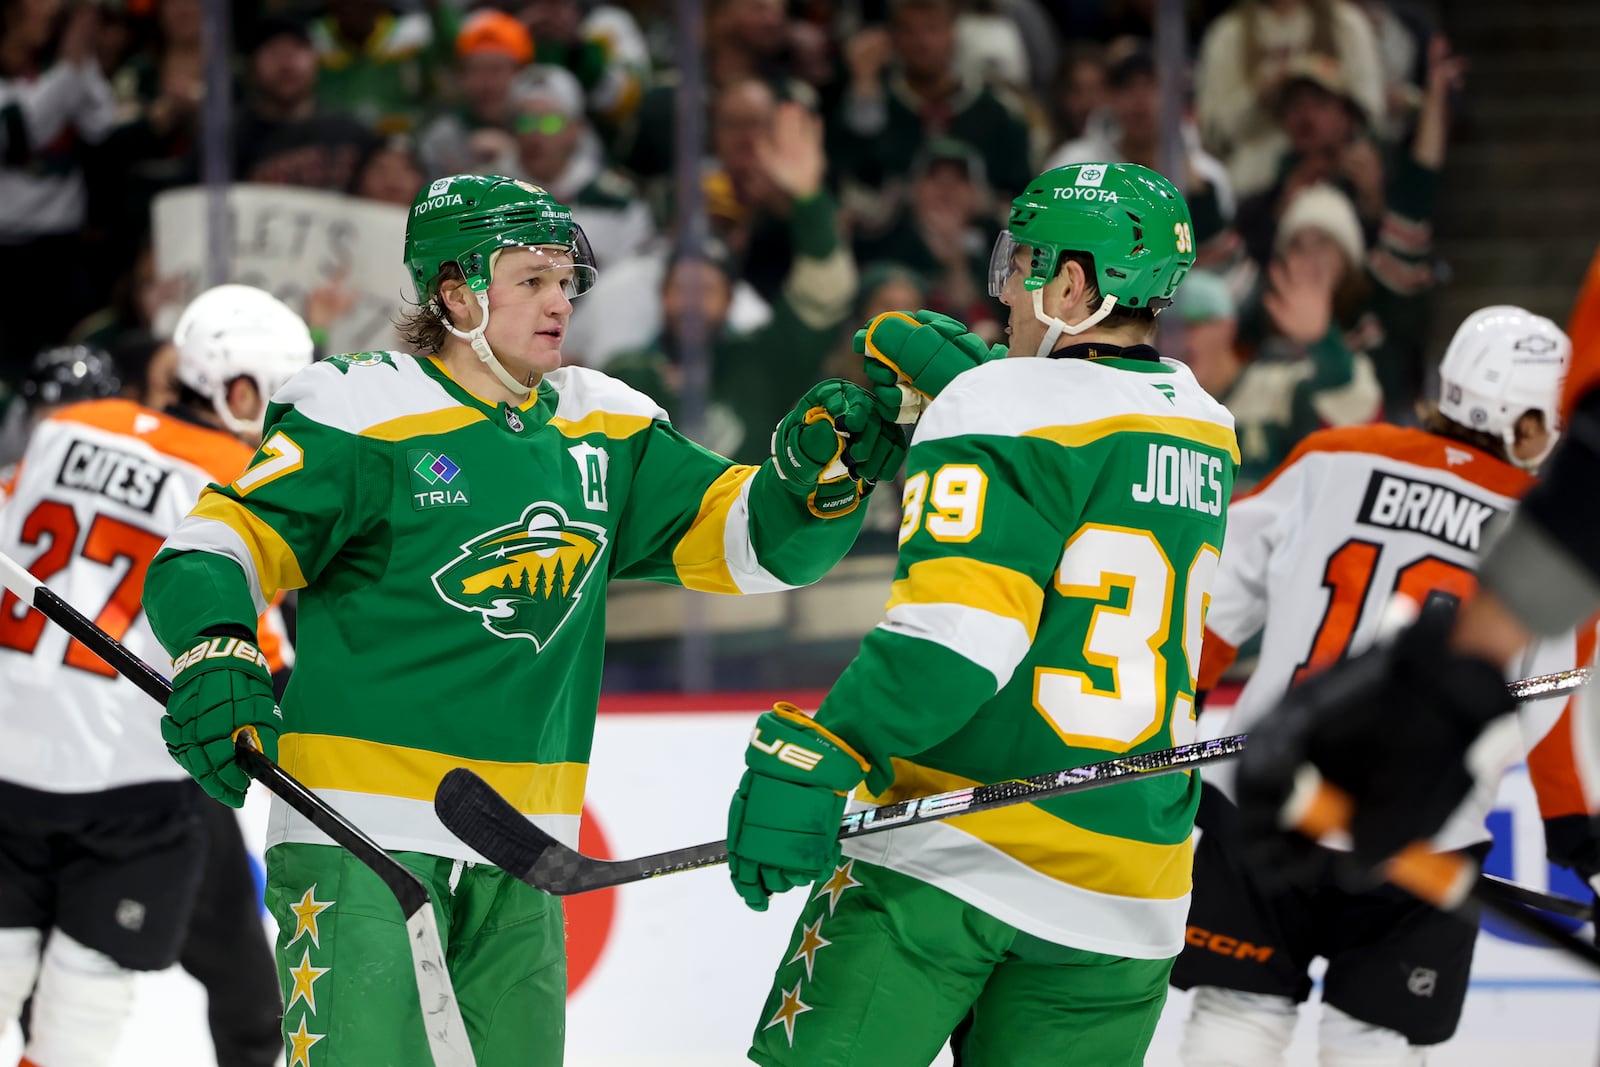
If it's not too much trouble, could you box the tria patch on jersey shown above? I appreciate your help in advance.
[408,449,470,509]
[1357,471,1499,551]
[54,439,170,514]
[431,501,608,648]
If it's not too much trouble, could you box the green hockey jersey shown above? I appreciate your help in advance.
[817,351,1238,960]
[142,352,865,859]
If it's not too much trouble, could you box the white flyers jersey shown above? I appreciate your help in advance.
[1197,424,1582,851]
[0,399,290,796]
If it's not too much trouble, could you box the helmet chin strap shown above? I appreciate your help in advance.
[1031,288,1119,356]
[442,291,536,400]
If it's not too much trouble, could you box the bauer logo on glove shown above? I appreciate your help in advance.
[173,636,270,675]
[748,727,826,771]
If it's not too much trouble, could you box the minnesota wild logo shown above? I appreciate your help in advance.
[431,501,608,648]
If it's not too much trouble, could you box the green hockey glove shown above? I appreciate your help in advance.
[727,703,870,912]
[843,407,908,485]
[856,309,1005,422]
[160,634,281,808]
[770,379,877,517]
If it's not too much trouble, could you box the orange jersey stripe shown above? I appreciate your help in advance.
[1239,424,1534,504]
[1526,618,1600,820]
[1197,628,1239,692]
[48,399,254,486]
[1563,243,1600,426]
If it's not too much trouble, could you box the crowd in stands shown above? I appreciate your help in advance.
[0,0,1458,504]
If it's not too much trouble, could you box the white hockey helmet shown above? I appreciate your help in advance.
[173,284,314,438]
[1437,304,1570,470]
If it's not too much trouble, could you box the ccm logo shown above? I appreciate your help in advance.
[1184,925,1274,962]
[749,730,824,771]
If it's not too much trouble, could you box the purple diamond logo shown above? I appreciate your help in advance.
[430,455,460,483]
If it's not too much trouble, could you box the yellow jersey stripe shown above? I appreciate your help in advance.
[190,490,308,599]
[865,758,1193,900]
[1024,415,1241,463]
[886,557,1044,642]
[361,407,489,442]
[279,733,588,815]
[670,465,757,594]
[549,410,655,440]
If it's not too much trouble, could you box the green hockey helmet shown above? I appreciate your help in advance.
[989,163,1195,352]
[403,174,597,303]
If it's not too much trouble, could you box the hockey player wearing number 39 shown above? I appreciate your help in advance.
[0,289,308,1067]
[723,162,1238,1067]
[1173,306,1590,1067]
[138,175,903,1066]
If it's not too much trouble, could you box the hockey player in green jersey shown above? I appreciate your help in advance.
[138,174,906,1066]
[725,162,1241,1066]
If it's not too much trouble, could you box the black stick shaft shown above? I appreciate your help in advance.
[5,563,427,917]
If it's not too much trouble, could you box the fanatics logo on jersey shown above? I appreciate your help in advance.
[408,450,470,510]
[431,501,609,648]
[53,439,171,514]
[1444,447,1475,467]
[1357,471,1499,551]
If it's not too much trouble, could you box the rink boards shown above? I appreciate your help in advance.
[4,693,1594,1066]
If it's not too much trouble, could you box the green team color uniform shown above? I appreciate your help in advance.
[142,350,867,1066]
[751,351,1238,1065]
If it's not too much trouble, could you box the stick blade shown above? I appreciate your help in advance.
[435,768,565,880]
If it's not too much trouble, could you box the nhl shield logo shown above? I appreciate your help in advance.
[431,501,608,648]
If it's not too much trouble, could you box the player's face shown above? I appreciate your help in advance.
[484,246,577,377]
[1512,410,1552,465]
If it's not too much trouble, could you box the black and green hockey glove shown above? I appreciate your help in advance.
[726,703,870,911]
[770,379,890,517]
[856,309,1006,422]
[161,633,281,808]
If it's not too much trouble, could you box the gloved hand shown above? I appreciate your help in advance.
[856,309,1005,423]
[1236,610,1517,886]
[727,703,869,911]
[771,379,888,517]
[161,634,281,808]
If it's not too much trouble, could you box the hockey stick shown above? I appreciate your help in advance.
[0,551,477,1067]
[434,667,1593,898]
[436,734,1249,895]
[1288,772,1600,969]
[1480,873,1594,923]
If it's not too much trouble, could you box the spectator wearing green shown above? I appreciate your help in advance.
[851,139,998,336]
[309,0,462,134]
[829,0,1032,231]
[1175,267,1377,491]
[607,103,857,465]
